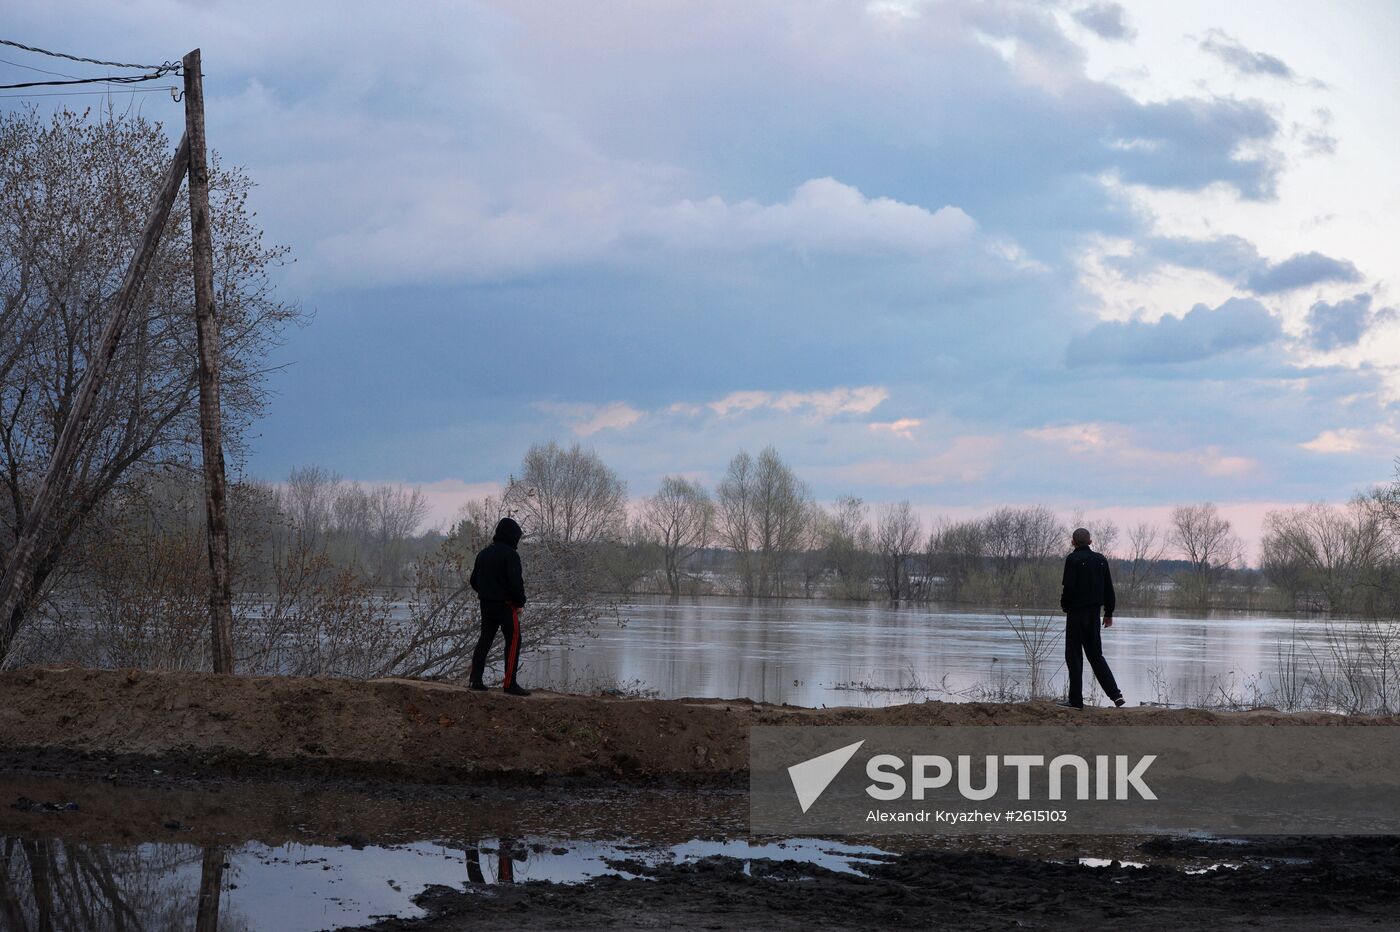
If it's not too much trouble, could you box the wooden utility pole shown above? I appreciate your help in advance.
[0,135,192,655]
[183,48,236,675]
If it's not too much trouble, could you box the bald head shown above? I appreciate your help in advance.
[1071,527,1092,548]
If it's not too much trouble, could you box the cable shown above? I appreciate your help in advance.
[0,71,171,91]
[0,37,175,72]
[0,86,178,100]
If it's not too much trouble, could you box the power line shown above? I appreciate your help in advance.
[0,37,175,72]
[0,86,178,100]
[0,72,171,91]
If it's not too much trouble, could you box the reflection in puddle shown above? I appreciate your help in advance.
[0,834,892,931]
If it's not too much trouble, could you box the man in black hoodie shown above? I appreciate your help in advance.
[468,517,531,696]
[1059,527,1124,710]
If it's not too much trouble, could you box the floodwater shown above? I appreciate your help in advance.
[521,596,1371,707]
[0,773,1281,931]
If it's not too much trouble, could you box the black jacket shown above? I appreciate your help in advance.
[469,518,527,607]
[1060,545,1115,615]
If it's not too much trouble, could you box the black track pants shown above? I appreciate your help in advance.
[1065,607,1120,705]
[471,601,521,688]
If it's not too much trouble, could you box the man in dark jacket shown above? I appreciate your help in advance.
[468,517,530,696]
[1059,527,1124,709]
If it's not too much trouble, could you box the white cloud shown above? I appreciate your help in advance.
[704,386,889,419]
[539,401,644,436]
[1301,425,1400,455]
[869,418,922,439]
[655,178,977,256]
[1026,422,1256,477]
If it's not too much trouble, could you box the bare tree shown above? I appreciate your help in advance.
[504,441,627,545]
[822,495,873,600]
[716,447,811,597]
[925,518,985,603]
[0,108,297,661]
[1119,521,1167,609]
[641,475,713,596]
[875,501,922,601]
[1261,501,1388,614]
[1169,503,1243,611]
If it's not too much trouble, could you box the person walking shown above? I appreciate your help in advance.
[1058,527,1124,709]
[468,517,531,696]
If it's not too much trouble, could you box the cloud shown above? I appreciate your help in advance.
[1305,293,1397,351]
[869,418,922,439]
[538,401,644,435]
[1301,425,1400,455]
[1067,297,1281,366]
[1071,3,1135,41]
[655,178,978,256]
[1244,252,1364,295]
[702,386,889,419]
[837,435,1006,487]
[1026,423,1256,477]
[1111,235,1363,295]
[1198,29,1296,80]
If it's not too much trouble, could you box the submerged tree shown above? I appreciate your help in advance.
[716,447,811,597]
[641,475,713,596]
[0,107,298,662]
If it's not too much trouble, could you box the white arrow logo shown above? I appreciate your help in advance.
[787,740,865,813]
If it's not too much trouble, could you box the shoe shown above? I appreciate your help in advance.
[503,684,532,697]
[1113,697,1126,707]
[468,681,488,692]
[1056,699,1084,709]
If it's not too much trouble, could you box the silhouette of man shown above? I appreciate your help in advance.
[469,517,530,696]
[1059,527,1124,709]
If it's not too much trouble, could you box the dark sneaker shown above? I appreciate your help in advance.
[1113,697,1126,707]
[503,684,532,697]
[468,681,489,692]
[1056,699,1084,709]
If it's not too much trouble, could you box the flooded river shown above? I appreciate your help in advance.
[523,596,1366,707]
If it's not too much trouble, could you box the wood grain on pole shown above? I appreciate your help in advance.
[0,135,193,655]
[183,48,237,675]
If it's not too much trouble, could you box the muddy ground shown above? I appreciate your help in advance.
[2,666,1394,786]
[2,667,1398,930]
[364,836,1400,931]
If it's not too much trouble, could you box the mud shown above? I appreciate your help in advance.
[360,837,1400,931]
[2,666,1393,787]
[3,666,1399,930]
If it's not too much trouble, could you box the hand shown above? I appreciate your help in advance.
[1102,616,1114,628]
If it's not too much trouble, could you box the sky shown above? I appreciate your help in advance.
[4,1,1398,554]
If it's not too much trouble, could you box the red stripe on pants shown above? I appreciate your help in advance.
[504,604,521,688]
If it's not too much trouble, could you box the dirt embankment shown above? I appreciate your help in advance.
[0,667,1394,785]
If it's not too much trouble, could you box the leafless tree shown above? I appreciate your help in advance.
[1169,503,1243,611]
[1119,521,1167,608]
[925,518,986,603]
[875,500,922,601]
[716,447,812,597]
[0,108,297,660]
[822,495,873,600]
[641,475,713,596]
[1261,501,1388,614]
[504,441,627,545]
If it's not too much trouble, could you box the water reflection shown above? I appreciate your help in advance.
[0,834,889,930]
[522,597,1365,707]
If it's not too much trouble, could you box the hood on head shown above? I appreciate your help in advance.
[493,517,523,547]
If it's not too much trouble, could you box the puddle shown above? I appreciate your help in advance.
[0,833,892,930]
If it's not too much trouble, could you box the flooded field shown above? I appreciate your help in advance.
[523,597,1376,707]
[4,773,1388,931]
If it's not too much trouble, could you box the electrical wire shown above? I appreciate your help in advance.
[0,86,178,100]
[0,72,172,91]
[0,37,175,72]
